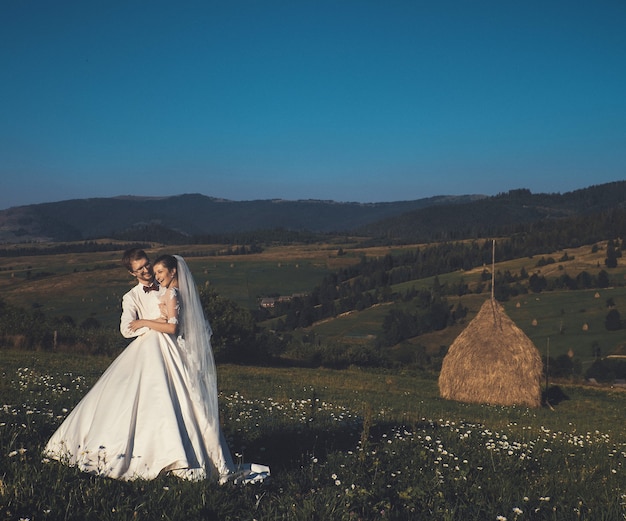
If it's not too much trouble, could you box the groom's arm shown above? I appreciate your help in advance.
[120,290,149,338]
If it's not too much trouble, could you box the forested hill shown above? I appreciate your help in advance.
[357,182,626,243]
[0,181,625,244]
[0,193,482,242]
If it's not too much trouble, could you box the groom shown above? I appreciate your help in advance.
[120,248,163,339]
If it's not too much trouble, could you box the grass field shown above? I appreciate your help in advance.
[2,349,626,520]
[0,244,346,327]
[1,240,625,370]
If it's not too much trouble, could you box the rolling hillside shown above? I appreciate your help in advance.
[357,182,626,241]
[0,181,624,244]
[0,193,482,243]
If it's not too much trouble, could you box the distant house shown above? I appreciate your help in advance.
[259,294,305,309]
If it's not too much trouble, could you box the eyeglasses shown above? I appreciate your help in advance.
[131,262,151,274]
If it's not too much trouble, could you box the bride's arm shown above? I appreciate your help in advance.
[129,317,177,334]
[130,289,180,334]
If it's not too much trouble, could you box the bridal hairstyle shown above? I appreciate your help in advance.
[153,254,177,275]
[171,255,219,426]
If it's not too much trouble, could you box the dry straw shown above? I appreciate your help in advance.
[438,298,543,408]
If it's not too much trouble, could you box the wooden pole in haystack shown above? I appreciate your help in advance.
[438,237,543,407]
[545,337,550,391]
[491,239,495,303]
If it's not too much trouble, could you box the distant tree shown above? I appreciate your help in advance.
[536,256,556,267]
[381,309,417,347]
[586,358,615,383]
[452,301,468,322]
[53,315,76,328]
[550,353,574,378]
[605,309,622,331]
[597,270,610,288]
[576,271,593,289]
[199,287,260,363]
[431,275,443,296]
[529,273,547,293]
[605,239,618,268]
[80,317,101,330]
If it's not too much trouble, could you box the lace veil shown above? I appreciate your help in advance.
[174,255,219,425]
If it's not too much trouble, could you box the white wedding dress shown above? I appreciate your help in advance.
[44,256,269,484]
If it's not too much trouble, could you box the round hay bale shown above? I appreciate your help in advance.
[439,299,543,408]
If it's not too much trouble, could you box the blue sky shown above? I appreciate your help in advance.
[1,1,625,210]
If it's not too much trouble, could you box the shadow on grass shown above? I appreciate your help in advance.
[227,420,362,471]
[226,416,445,474]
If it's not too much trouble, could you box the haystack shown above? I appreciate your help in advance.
[439,299,543,408]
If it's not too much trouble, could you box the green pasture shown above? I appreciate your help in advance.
[503,287,626,368]
[306,285,626,370]
[0,250,139,327]
[3,349,626,520]
[388,244,626,368]
[2,241,626,373]
[184,257,330,309]
[0,247,338,328]
[307,303,395,340]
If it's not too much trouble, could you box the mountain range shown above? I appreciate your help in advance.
[0,181,624,244]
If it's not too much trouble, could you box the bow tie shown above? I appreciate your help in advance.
[143,283,159,293]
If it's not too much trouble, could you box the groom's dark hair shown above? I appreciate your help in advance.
[122,248,149,271]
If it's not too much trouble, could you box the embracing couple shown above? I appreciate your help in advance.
[45,249,269,484]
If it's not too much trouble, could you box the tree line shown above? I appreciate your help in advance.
[265,237,622,333]
[0,288,284,365]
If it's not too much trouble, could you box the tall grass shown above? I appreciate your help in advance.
[2,350,626,520]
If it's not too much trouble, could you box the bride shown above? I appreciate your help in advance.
[44,253,269,483]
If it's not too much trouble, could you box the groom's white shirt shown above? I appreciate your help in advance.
[120,283,164,338]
